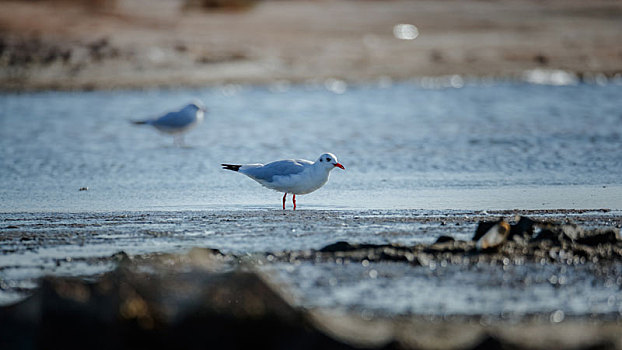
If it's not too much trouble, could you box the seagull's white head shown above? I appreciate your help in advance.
[316,153,345,171]
[190,100,207,113]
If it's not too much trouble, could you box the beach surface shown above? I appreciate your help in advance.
[2,1,622,348]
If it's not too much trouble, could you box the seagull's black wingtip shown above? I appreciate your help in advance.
[221,164,242,172]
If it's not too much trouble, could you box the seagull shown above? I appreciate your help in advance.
[222,153,345,210]
[132,101,206,146]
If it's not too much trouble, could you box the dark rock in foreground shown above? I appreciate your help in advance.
[0,250,378,350]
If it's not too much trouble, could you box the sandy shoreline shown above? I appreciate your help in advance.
[1,0,621,91]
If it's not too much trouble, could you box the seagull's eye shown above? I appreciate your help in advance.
[319,159,323,162]
[326,157,331,162]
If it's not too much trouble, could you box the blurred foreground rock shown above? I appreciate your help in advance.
[0,248,375,350]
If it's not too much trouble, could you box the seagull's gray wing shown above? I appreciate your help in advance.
[152,105,196,128]
[243,159,311,183]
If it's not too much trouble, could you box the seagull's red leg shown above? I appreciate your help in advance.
[282,193,287,210]
[293,194,296,210]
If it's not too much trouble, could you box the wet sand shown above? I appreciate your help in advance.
[1,209,621,349]
[2,210,621,304]
[1,0,622,90]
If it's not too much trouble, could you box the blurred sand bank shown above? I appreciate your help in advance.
[1,0,621,90]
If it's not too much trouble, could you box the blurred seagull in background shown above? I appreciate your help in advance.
[222,153,345,210]
[132,101,206,146]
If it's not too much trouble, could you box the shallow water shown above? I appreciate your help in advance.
[1,81,622,212]
[1,81,622,313]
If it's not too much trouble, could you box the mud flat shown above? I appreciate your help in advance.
[1,0,621,90]
[1,212,621,349]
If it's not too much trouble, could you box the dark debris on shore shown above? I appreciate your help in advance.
[267,216,622,267]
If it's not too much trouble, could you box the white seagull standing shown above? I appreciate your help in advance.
[132,101,206,146]
[222,153,345,210]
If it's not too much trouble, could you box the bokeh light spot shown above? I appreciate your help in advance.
[393,24,419,40]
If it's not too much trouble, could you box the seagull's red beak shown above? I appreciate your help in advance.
[334,163,345,170]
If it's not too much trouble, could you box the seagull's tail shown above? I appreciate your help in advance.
[221,164,242,172]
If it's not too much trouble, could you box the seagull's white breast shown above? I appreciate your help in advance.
[252,166,330,195]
